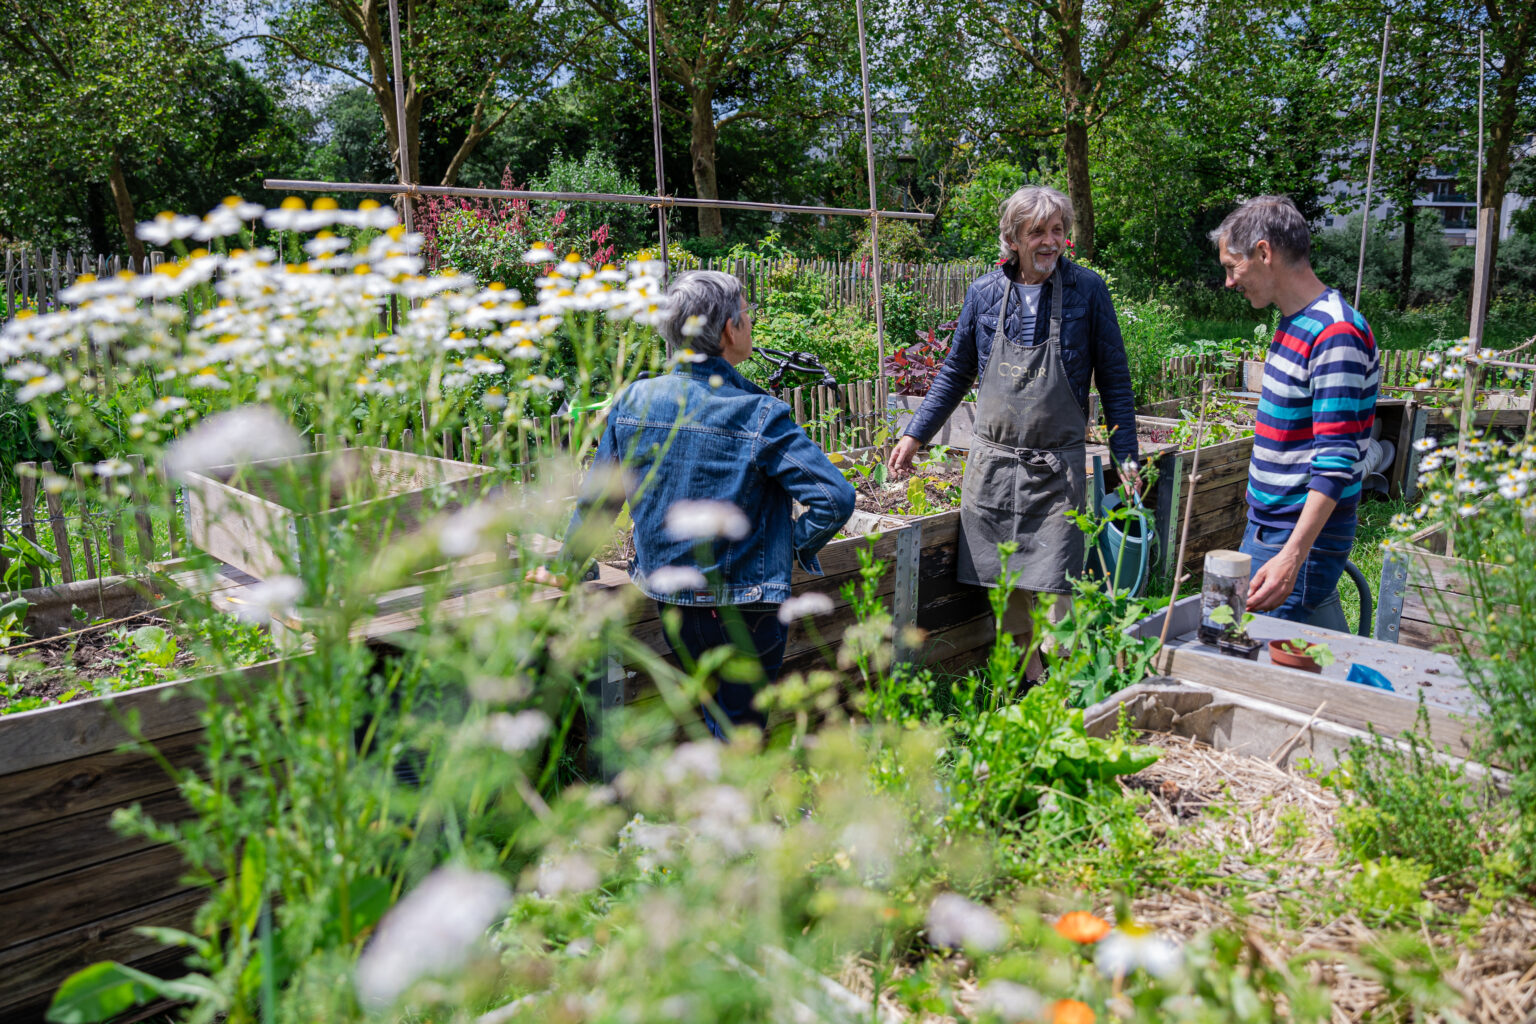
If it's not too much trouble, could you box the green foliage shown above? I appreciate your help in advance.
[1345,857,1434,926]
[746,269,878,383]
[944,160,1027,261]
[529,149,651,253]
[1323,696,1494,883]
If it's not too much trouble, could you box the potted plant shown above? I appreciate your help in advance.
[1268,638,1335,674]
[1204,604,1262,660]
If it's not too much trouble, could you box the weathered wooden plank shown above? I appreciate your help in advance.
[0,888,202,1023]
[0,730,204,833]
[0,658,289,775]
[128,454,156,561]
[40,461,75,582]
[0,787,194,891]
[18,461,38,549]
[1152,645,1477,760]
[0,840,194,948]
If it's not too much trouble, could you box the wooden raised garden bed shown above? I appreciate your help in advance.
[183,446,493,581]
[0,653,288,1022]
[1126,594,1479,760]
[1375,520,1503,654]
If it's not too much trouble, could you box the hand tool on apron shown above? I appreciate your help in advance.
[956,266,1087,592]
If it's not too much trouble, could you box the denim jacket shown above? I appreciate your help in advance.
[566,356,856,605]
[902,257,1139,464]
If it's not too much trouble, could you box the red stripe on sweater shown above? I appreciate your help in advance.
[1255,422,1314,442]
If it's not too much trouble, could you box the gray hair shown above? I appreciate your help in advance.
[997,185,1074,262]
[659,270,745,356]
[1208,195,1311,263]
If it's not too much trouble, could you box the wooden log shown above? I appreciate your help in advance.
[462,427,475,466]
[71,463,99,579]
[482,424,495,466]
[442,429,454,458]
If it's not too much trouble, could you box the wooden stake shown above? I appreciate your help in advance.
[1159,379,1212,646]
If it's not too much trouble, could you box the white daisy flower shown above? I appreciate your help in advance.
[925,892,1005,953]
[94,458,133,477]
[354,867,511,1009]
[777,592,834,624]
[1095,923,1183,980]
[1412,437,1437,453]
[646,565,708,594]
[523,243,556,264]
[665,500,750,542]
[483,710,552,753]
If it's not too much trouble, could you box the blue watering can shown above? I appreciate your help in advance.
[1087,455,1155,597]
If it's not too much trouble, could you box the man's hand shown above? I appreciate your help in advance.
[887,436,921,478]
[1119,462,1144,498]
[1246,546,1303,612]
[525,565,568,588]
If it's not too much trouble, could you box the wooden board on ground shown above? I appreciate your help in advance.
[1375,520,1501,654]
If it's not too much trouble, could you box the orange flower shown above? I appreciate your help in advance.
[1054,911,1111,944]
[1053,998,1095,1024]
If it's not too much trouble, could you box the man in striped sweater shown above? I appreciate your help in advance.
[1210,196,1379,629]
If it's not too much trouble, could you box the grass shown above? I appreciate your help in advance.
[1337,495,1412,637]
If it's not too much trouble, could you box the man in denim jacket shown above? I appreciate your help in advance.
[567,270,855,739]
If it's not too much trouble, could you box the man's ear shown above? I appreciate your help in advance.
[1253,239,1272,266]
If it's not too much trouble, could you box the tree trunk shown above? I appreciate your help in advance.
[1397,208,1416,310]
[689,86,723,239]
[1061,119,1095,262]
[107,147,146,269]
[1478,14,1534,273]
[1058,2,1095,260]
[1396,167,1419,311]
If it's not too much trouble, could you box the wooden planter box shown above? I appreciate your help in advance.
[1138,425,1255,584]
[1376,521,1499,653]
[182,447,493,582]
[0,657,288,1022]
[1084,679,1499,783]
[1125,595,1479,760]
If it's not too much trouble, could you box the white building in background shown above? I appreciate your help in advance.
[1320,138,1532,247]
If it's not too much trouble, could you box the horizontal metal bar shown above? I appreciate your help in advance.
[262,179,935,222]
[1476,357,1536,372]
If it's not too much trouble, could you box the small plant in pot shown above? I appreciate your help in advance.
[1206,604,1262,660]
[1268,637,1336,673]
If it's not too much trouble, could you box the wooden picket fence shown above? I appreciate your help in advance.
[695,257,987,312]
[1146,348,1469,406]
[3,375,889,588]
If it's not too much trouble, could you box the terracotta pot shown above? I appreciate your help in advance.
[1268,639,1323,673]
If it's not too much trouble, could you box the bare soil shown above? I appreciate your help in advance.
[0,611,201,713]
[853,464,966,516]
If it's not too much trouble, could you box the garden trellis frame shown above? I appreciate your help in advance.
[264,1,933,392]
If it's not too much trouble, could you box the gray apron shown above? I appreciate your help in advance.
[956,267,1086,593]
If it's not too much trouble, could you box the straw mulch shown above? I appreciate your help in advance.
[1114,732,1536,1024]
[839,732,1536,1023]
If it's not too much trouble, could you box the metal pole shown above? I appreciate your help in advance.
[262,179,935,221]
[646,0,669,281]
[855,0,886,410]
[387,0,413,233]
[1354,14,1390,309]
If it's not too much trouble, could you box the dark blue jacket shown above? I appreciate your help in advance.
[567,356,856,605]
[902,258,1138,464]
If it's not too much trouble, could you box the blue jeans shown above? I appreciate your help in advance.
[659,602,786,740]
[1238,516,1356,632]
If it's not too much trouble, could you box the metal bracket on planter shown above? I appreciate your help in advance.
[1400,404,1429,501]
[1152,451,1183,588]
[587,652,628,780]
[892,522,921,663]
[1374,548,1409,644]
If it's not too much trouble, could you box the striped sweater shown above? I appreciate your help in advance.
[1248,288,1379,528]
